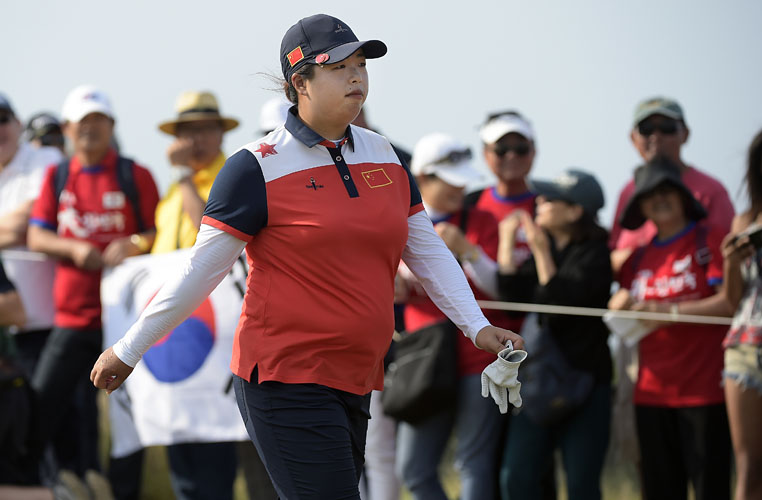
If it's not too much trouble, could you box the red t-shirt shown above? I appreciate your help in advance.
[610,166,734,250]
[618,223,726,407]
[403,208,512,376]
[470,187,536,330]
[30,150,159,329]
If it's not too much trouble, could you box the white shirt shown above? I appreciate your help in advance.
[0,143,62,331]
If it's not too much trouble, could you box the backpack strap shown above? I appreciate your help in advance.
[629,245,647,275]
[115,157,145,233]
[694,223,712,271]
[53,159,71,208]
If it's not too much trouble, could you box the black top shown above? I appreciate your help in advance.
[498,236,612,382]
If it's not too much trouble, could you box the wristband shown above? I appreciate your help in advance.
[130,234,151,253]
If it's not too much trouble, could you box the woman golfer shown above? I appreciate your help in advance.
[91,14,524,499]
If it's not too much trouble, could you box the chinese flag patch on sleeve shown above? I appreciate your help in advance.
[362,168,393,188]
[287,46,305,67]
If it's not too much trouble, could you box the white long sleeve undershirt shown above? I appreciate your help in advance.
[113,211,491,367]
[112,225,246,367]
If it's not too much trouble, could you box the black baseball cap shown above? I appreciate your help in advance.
[529,169,605,216]
[280,14,387,83]
[24,112,62,143]
[619,157,706,230]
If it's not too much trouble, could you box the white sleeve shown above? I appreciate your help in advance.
[462,247,499,299]
[112,224,247,367]
[402,210,490,342]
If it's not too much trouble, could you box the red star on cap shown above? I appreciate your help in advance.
[255,143,277,158]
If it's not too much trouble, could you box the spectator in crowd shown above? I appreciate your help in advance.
[719,129,762,500]
[91,14,523,499]
[395,133,505,500]
[0,94,61,376]
[610,97,734,272]
[123,89,274,500]
[467,109,556,500]
[23,112,65,154]
[609,157,732,500]
[497,169,612,500]
[0,94,93,482]
[27,85,159,484]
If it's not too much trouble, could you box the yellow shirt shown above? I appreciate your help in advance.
[152,152,225,253]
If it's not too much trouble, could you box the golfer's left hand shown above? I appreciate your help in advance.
[91,346,133,394]
[475,325,524,354]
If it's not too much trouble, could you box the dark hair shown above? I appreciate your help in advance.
[745,129,762,218]
[282,64,316,105]
[569,210,609,244]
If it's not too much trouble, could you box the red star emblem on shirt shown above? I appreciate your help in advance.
[255,143,277,158]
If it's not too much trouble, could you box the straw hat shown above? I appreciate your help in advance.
[158,91,239,136]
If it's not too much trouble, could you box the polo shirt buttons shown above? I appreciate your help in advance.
[336,156,342,162]
[343,175,350,180]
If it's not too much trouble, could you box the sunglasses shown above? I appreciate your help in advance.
[0,114,13,125]
[491,143,531,157]
[637,120,679,137]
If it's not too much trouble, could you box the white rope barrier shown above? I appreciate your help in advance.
[0,249,52,262]
[0,249,739,327]
[477,300,734,325]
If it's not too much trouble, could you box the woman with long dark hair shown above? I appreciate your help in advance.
[720,129,762,500]
[497,169,612,500]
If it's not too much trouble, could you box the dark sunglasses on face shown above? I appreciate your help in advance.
[637,120,679,137]
[491,143,531,157]
[0,114,13,125]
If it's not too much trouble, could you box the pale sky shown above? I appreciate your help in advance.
[5,0,762,226]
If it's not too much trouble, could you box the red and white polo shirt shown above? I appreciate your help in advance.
[202,108,423,394]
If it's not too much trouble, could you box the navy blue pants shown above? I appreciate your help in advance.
[233,370,371,500]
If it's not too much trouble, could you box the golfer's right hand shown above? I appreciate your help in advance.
[91,346,133,394]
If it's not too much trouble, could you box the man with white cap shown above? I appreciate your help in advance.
[395,132,514,500]
[27,85,159,482]
[466,110,558,500]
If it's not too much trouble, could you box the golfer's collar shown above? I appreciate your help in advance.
[285,106,355,151]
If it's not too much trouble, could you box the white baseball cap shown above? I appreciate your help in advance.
[411,133,482,188]
[259,96,291,133]
[61,85,114,123]
[479,113,534,144]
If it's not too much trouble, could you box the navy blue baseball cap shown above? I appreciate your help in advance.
[280,14,387,83]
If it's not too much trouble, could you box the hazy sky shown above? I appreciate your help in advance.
[5,0,762,226]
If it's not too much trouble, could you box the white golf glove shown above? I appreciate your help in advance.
[481,341,528,414]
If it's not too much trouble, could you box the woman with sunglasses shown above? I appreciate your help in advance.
[394,133,515,500]
[609,157,732,500]
[497,169,612,500]
[720,129,762,500]
[90,14,524,499]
